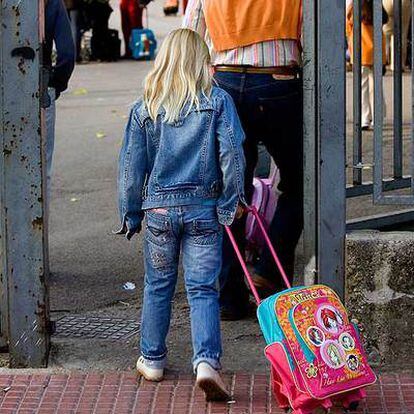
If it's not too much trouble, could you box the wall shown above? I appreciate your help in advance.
[346,231,414,369]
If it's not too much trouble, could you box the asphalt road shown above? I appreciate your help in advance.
[50,1,180,313]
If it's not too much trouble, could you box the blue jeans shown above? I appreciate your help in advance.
[214,72,304,309]
[68,10,82,61]
[140,206,223,371]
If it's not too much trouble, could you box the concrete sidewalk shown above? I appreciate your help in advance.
[0,372,413,414]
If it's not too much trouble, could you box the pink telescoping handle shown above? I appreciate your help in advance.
[224,206,292,306]
[225,224,262,305]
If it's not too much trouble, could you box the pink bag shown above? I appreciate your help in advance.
[266,343,367,414]
[245,168,279,260]
[226,207,376,414]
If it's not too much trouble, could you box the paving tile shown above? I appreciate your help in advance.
[0,372,412,413]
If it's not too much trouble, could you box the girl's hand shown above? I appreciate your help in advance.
[236,205,245,219]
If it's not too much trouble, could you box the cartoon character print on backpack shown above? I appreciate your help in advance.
[306,326,325,347]
[320,340,346,369]
[339,332,355,351]
[317,305,344,335]
[346,354,360,372]
[273,285,377,399]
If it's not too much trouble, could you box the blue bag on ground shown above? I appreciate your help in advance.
[130,29,157,60]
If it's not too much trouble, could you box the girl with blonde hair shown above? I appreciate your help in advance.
[118,28,246,401]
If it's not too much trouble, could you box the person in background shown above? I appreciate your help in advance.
[117,29,246,401]
[383,0,412,71]
[184,0,304,320]
[83,0,115,61]
[63,0,82,61]
[43,0,75,198]
[347,0,388,130]
[120,0,143,57]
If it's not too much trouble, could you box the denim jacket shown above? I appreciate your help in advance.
[118,86,246,239]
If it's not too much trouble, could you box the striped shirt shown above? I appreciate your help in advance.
[183,0,302,67]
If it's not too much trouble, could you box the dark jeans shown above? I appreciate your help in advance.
[214,72,304,310]
[68,10,82,61]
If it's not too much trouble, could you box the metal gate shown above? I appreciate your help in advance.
[303,0,414,298]
[348,0,414,205]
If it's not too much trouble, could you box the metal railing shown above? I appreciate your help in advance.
[349,0,414,205]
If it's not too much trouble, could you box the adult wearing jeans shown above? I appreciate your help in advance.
[184,0,304,320]
[43,0,75,199]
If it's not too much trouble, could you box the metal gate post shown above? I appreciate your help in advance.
[315,0,346,297]
[0,3,9,349]
[0,0,50,367]
[0,0,10,352]
[303,0,317,283]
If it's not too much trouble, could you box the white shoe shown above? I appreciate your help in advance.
[136,356,164,382]
[196,362,230,401]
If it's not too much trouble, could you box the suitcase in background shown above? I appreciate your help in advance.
[130,28,157,60]
[130,7,157,60]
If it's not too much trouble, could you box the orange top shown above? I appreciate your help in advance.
[346,9,386,66]
[203,0,302,52]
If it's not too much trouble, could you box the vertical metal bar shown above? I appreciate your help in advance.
[411,0,414,195]
[303,0,317,283]
[316,0,346,298]
[0,2,9,350]
[373,0,384,202]
[353,0,363,185]
[1,0,50,367]
[393,0,403,178]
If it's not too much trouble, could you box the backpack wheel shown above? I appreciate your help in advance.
[344,401,360,412]
[313,407,329,414]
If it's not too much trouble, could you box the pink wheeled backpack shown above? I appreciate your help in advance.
[226,207,377,414]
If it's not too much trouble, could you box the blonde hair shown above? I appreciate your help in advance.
[143,29,212,123]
